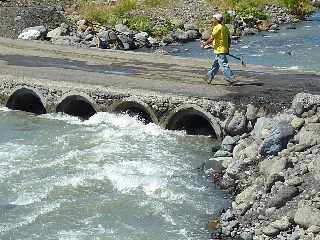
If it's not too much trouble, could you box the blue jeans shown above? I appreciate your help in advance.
[207,54,235,82]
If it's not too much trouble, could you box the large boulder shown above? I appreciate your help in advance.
[18,25,47,40]
[253,118,295,156]
[225,111,247,136]
[294,206,320,228]
[291,93,320,116]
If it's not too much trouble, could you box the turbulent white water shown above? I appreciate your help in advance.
[0,108,228,240]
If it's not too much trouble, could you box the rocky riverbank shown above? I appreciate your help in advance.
[203,92,320,240]
[0,0,315,51]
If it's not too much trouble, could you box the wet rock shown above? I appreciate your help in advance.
[18,25,47,40]
[134,32,149,48]
[221,209,235,221]
[294,206,320,228]
[268,186,299,208]
[226,111,247,136]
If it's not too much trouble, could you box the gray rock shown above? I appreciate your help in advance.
[246,104,259,121]
[115,24,130,33]
[295,123,320,146]
[117,34,135,50]
[222,135,239,146]
[47,25,69,39]
[271,217,292,231]
[260,157,288,178]
[294,206,320,228]
[309,158,320,181]
[221,209,235,221]
[171,30,189,43]
[240,232,253,240]
[98,30,118,43]
[226,111,247,136]
[263,225,280,236]
[184,23,198,31]
[186,30,200,40]
[51,36,81,46]
[291,117,305,130]
[214,150,232,158]
[18,25,47,40]
[232,184,257,214]
[252,117,276,139]
[233,137,259,163]
[292,93,320,116]
[268,186,299,208]
[259,120,295,156]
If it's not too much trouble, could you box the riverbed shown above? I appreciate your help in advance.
[0,108,229,240]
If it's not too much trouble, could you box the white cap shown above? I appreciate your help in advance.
[213,13,223,22]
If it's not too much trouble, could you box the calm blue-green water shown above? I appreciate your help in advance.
[0,108,228,240]
[163,11,320,73]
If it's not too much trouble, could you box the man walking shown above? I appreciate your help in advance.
[201,13,236,85]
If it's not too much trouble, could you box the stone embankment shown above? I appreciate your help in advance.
[204,92,320,240]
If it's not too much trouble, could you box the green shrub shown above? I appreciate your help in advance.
[152,20,175,37]
[124,16,153,33]
[281,0,314,17]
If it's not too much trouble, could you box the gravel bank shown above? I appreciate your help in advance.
[204,92,320,240]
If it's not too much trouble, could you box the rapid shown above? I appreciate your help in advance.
[0,108,229,240]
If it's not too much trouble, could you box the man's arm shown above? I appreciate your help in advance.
[201,36,213,48]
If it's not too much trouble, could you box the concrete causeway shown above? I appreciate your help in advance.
[0,37,319,137]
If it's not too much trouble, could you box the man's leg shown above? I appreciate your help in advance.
[218,54,235,83]
[207,55,220,83]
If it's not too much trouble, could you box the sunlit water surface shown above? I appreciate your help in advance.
[0,108,228,240]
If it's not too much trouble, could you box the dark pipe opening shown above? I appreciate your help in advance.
[115,103,153,124]
[6,88,46,115]
[167,111,216,137]
[56,96,96,120]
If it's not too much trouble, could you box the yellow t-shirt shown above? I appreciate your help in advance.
[211,24,230,54]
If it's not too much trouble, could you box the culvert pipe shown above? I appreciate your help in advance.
[110,99,158,124]
[6,87,47,115]
[163,105,222,139]
[56,95,97,120]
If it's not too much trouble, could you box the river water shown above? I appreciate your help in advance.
[0,108,228,240]
[163,11,320,73]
